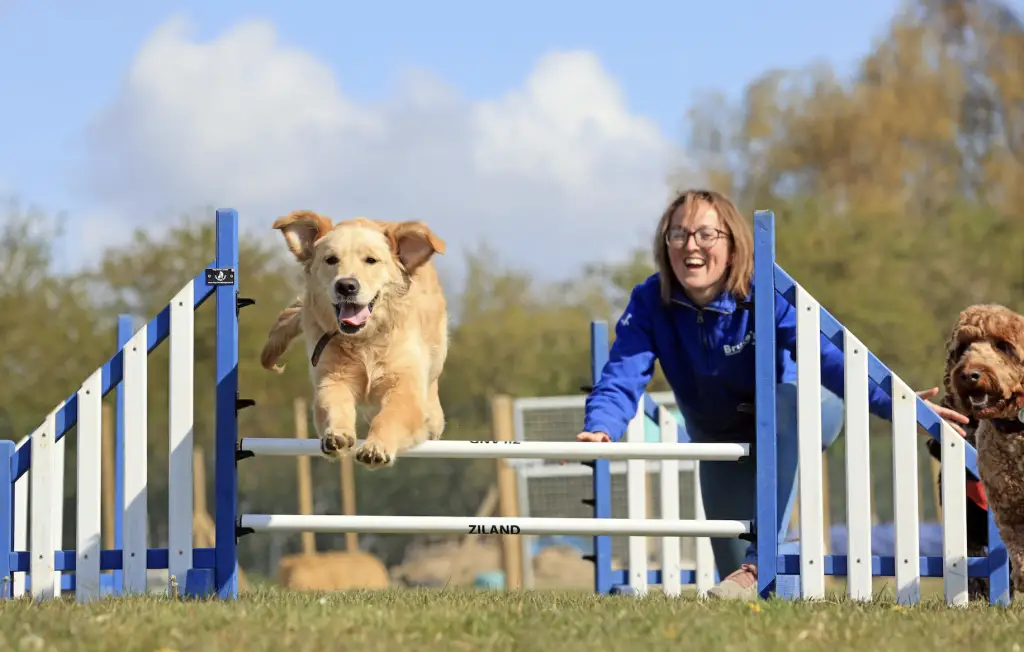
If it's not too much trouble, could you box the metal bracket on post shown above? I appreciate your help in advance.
[236,393,255,416]
[235,517,254,539]
[236,294,255,316]
[235,443,255,462]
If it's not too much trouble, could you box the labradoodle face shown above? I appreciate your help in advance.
[944,304,1024,421]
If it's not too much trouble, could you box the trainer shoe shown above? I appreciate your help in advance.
[707,563,759,600]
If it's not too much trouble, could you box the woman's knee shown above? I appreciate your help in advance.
[775,382,844,444]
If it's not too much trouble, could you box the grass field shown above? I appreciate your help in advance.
[1,583,1023,652]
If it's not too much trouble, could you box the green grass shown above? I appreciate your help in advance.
[1,586,1023,652]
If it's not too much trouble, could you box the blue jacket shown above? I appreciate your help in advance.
[583,273,894,440]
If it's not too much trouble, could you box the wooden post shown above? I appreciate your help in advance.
[788,450,832,552]
[930,456,943,522]
[294,398,317,555]
[340,455,358,552]
[492,394,523,590]
[102,403,115,550]
[821,449,832,554]
[193,447,207,519]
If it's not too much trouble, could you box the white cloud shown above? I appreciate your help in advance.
[76,15,694,281]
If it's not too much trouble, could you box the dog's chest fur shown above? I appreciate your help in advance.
[976,423,1024,528]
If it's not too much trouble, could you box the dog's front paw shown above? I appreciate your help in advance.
[354,438,396,469]
[320,429,356,459]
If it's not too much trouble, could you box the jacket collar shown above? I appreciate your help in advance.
[668,278,753,315]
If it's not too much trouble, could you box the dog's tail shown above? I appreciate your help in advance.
[260,296,305,373]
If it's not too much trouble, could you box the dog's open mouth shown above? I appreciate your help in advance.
[968,391,992,410]
[965,388,1018,418]
[334,296,377,334]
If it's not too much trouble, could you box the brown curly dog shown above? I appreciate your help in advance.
[943,303,1024,598]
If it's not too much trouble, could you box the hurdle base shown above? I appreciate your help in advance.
[182,568,215,599]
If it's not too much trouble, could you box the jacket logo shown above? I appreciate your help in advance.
[723,330,754,356]
[620,313,632,326]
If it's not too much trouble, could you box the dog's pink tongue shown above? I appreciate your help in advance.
[339,304,371,326]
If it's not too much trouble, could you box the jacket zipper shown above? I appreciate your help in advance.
[672,298,727,375]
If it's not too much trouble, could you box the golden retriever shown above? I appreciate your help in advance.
[260,210,448,469]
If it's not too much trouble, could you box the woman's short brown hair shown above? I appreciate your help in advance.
[652,189,754,305]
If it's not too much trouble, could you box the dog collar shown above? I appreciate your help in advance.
[310,331,338,367]
[990,407,1024,434]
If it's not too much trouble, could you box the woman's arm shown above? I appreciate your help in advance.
[583,284,658,442]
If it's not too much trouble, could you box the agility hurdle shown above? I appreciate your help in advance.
[0,208,241,601]
[0,207,1004,606]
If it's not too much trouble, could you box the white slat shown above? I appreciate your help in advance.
[51,407,66,598]
[940,421,968,607]
[692,461,714,597]
[168,282,195,590]
[892,376,921,605]
[13,436,28,598]
[657,408,681,597]
[29,416,55,601]
[842,330,873,601]
[76,369,103,602]
[123,325,149,594]
[795,286,825,599]
[625,399,648,596]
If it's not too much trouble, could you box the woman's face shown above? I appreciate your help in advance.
[667,201,732,306]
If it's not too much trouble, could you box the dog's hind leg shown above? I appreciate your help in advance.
[425,378,445,441]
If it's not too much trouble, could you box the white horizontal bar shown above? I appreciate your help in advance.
[518,459,697,479]
[239,514,751,538]
[511,391,677,411]
[239,438,750,461]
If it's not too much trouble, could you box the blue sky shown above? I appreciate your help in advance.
[0,0,947,279]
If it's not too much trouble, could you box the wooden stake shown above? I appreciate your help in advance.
[193,447,207,519]
[294,397,317,555]
[339,454,358,553]
[492,394,523,590]
[102,403,115,550]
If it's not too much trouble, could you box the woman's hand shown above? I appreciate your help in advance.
[576,431,611,443]
[916,387,969,438]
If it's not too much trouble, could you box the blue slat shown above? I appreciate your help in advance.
[9,547,217,572]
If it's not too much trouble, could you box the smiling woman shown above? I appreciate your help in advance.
[574,188,972,600]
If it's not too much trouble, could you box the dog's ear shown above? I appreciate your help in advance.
[272,210,334,262]
[387,221,446,272]
[942,319,966,416]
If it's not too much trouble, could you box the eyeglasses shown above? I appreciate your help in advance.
[665,226,730,249]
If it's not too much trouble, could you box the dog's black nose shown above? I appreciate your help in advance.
[960,369,982,383]
[335,277,360,297]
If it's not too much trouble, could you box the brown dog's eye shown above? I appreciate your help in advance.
[325,255,339,265]
[365,257,378,265]
[995,340,1016,356]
